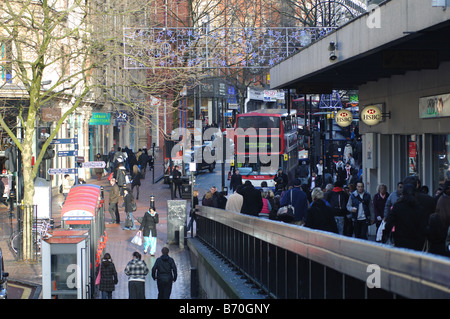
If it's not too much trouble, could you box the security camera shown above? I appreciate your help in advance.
[328,41,336,51]
[329,51,337,61]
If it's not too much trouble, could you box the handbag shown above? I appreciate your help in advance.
[95,265,101,285]
[277,190,295,223]
[131,232,142,246]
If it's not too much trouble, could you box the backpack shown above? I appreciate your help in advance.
[329,191,347,217]
[59,184,63,194]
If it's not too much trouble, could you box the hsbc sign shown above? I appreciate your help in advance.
[361,104,383,126]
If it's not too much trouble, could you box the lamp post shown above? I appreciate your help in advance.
[150,194,155,210]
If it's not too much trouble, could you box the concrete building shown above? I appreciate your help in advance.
[270,0,450,194]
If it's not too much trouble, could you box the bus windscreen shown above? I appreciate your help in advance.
[236,116,280,129]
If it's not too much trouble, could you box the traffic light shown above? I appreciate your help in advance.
[37,140,55,160]
[44,143,55,159]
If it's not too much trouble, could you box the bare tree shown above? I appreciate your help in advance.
[0,0,196,259]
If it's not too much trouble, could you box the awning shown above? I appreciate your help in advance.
[61,184,101,222]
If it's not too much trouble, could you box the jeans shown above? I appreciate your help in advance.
[126,212,136,230]
[101,290,112,299]
[334,216,344,235]
[354,219,368,239]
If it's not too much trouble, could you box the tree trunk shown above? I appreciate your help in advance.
[22,109,37,261]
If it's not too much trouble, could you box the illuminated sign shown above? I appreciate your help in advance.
[335,109,353,127]
[361,105,382,126]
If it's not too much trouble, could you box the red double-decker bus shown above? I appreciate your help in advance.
[233,109,298,189]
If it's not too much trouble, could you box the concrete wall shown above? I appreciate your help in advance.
[270,0,450,89]
[359,61,450,135]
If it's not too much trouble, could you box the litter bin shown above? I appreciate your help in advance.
[180,176,191,199]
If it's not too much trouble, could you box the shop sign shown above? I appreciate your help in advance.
[419,93,450,118]
[361,104,382,126]
[335,109,353,127]
[89,112,111,125]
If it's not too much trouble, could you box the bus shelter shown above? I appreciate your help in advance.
[59,184,106,298]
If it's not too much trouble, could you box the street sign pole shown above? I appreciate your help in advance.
[75,132,79,185]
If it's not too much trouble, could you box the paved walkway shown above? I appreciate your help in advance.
[0,149,193,299]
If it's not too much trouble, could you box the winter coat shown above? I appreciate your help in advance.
[238,183,263,216]
[280,187,308,222]
[229,173,242,192]
[95,155,104,174]
[116,166,127,187]
[384,195,428,251]
[202,192,216,207]
[139,210,159,237]
[225,192,243,213]
[123,192,134,213]
[373,192,389,221]
[151,254,177,283]
[124,259,149,282]
[132,171,142,187]
[109,184,120,204]
[260,198,271,217]
[97,260,118,292]
[305,199,338,233]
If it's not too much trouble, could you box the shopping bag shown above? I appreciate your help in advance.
[95,265,102,285]
[131,232,142,246]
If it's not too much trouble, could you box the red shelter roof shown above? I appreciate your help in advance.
[61,184,101,223]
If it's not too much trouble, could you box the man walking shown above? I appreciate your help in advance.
[171,165,182,199]
[346,182,373,239]
[108,178,120,224]
[152,247,177,299]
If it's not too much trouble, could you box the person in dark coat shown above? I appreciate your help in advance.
[139,208,159,255]
[96,253,118,299]
[238,181,263,216]
[152,247,177,299]
[305,187,338,233]
[123,187,136,230]
[273,168,288,192]
[427,181,450,257]
[229,169,243,192]
[171,165,182,199]
[95,153,104,180]
[280,179,309,225]
[384,183,428,251]
[131,164,142,200]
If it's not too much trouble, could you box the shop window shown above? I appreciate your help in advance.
[432,134,450,190]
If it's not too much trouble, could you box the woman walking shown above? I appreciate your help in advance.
[96,253,118,299]
[139,207,159,255]
[131,164,142,200]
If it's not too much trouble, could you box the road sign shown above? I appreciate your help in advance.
[75,156,85,163]
[82,161,106,168]
[48,168,77,175]
[50,138,78,145]
[57,150,78,157]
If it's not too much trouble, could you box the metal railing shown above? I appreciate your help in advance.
[10,205,51,261]
[195,206,450,299]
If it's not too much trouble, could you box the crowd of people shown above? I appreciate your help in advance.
[198,159,450,258]
[95,146,178,299]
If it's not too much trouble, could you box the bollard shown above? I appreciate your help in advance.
[179,225,185,249]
